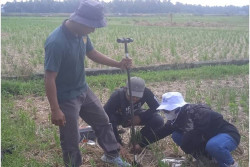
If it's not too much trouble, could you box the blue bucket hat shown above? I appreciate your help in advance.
[69,0,107,28]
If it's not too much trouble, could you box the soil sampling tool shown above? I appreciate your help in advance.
[117,38,141,167]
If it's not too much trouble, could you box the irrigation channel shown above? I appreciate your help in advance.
[2,59,249,80]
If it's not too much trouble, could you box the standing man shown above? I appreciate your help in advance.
[104,77,164,150]
[44,0,131,166]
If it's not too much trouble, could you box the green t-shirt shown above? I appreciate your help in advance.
[44,22,94,103]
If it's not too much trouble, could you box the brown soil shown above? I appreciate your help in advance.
[14,75,249,167]
[1,32,9,38]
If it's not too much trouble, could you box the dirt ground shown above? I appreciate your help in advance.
[14,75,249,167]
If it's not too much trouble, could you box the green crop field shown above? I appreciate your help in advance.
[1,15,249,76]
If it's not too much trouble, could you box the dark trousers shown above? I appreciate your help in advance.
[59,87,119,167]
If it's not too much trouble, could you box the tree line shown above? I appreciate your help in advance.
[2,0,249,15]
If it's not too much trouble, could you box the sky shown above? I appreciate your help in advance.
[1,0,249,6]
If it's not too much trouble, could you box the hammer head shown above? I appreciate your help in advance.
[117,38,133,43]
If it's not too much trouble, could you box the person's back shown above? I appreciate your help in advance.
[180,104,240,145]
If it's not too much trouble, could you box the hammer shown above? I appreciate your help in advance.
[117,38,134,58]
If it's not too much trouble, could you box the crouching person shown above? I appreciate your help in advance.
[136,92,240,167]
[104,77,164,150]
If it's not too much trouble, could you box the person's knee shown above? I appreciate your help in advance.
[205,140,220,154]
[171,131,178,141]
[93,122,115,136]
[103,115,110,124]
[96,112,110,125]
[172,131,183,146]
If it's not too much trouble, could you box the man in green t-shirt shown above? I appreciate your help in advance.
[44,0,131,166]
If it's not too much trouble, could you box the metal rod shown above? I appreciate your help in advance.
[124,41,137,165]
[117,38,137,165]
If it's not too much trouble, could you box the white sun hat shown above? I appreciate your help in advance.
[157,92,187,111]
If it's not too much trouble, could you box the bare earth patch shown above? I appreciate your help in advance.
[14,75,249,166]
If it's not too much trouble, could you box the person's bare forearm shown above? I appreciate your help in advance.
[45,71,60,112]
[45,71,66,126]
[87,49,120,67]
[87,49,132,69]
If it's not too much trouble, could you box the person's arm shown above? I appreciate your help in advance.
[104,90,120,116]
[104,90,122,143]
[45,71,66,126]
[139,87,160,123]
[144,87,160,110]
[139,122,174,148]
[86,49,132,69]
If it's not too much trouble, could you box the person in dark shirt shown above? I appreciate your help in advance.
[135,92,240,167]
[104,77,164,150]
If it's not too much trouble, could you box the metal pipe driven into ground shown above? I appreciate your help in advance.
[117,38,140,166]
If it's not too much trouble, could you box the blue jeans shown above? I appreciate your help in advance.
[172,132,238,167]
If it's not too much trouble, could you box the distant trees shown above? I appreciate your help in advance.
[104,0,248,15]
[2,0,79,13]
[2,0,249,15]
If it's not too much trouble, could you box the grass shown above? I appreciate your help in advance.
[90,64,248,95]
[1,15,249,76]
[1,77,45,96]
[1,96,64,167]
[2,64,248,96]
[1,64,249,166]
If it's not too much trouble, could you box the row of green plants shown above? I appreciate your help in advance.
[1,15,248,76]
[2,65,249,166]
[2,64,248,96]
